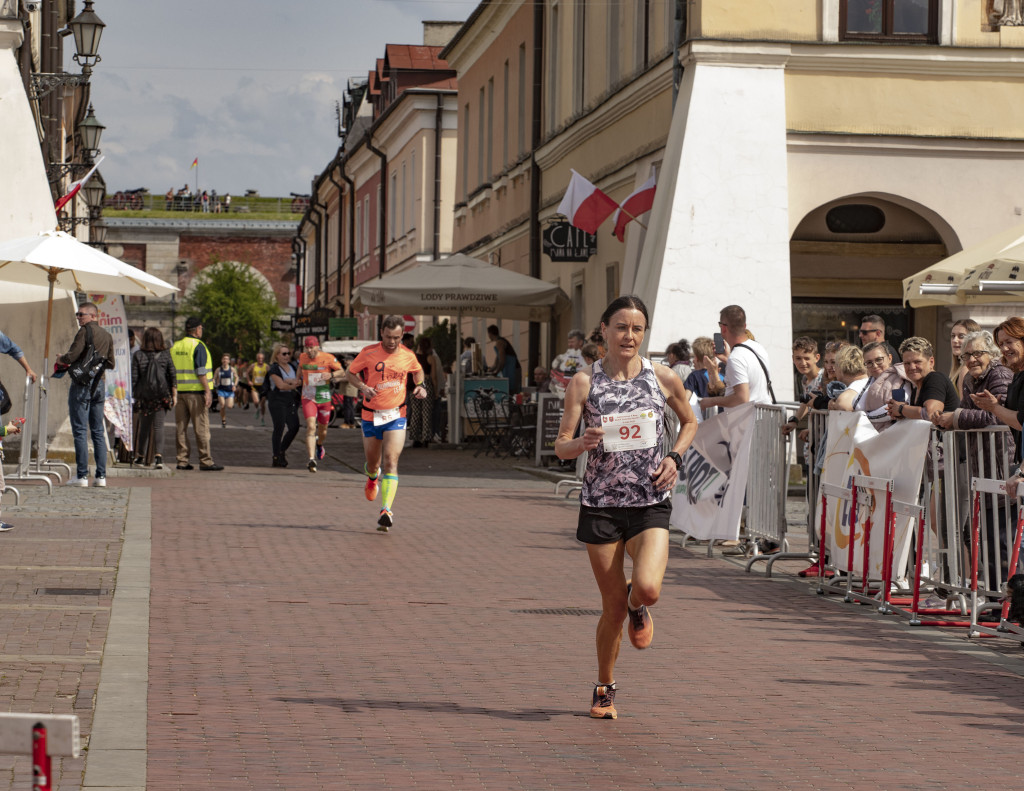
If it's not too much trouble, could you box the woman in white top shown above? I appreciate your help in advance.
[828,345,871,412]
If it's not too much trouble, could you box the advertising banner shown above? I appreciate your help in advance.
[670,402,756,541]
[88,293,132,451]
[821,414,931,579]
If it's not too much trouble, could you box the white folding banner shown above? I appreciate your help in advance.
[670,402,756,540]
[823,417,931,579]
[89,293,133,451]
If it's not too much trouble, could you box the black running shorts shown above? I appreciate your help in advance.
[576,499,672,545]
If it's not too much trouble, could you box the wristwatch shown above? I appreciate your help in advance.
[666,451,683,470]
[898,403,905,417]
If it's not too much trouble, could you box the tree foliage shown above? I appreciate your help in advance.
[178,260,280,361]
[418,319,457,368]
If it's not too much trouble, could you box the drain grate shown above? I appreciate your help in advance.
[513,607,603,616]
[37,588,108,596]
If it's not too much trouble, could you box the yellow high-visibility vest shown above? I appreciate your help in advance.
[170,336,213,392]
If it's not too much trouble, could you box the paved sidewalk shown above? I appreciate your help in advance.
[4,416,1024,789]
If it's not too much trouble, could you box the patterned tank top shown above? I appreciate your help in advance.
[581,357,668,508]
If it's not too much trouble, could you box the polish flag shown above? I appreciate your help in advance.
[54,156,104,212]
[556,170,619,235]
[612,172,657,242]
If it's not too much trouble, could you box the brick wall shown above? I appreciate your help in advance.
[179,234,293,307]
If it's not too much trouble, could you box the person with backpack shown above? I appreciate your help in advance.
[57,302,115,487]
[131,327,177,468]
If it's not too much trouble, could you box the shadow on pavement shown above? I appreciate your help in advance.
[274,696,573,721]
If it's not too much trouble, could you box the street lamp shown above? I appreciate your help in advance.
[30,0,106,99]
[68,1,105,76]
[83,172,105,210]
[78,104,105,158]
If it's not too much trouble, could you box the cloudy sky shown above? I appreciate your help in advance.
[82,0,471,198]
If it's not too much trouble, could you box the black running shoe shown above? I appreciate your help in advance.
[377,508,393,531]
[590,683,617,719]
[308,458,317,473]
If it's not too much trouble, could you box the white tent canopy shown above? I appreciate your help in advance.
[353,255,570,445]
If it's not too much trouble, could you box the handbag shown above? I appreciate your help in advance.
[68,324,109,388]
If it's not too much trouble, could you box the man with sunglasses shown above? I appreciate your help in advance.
[58,303,115,487]
[858,315,886,348]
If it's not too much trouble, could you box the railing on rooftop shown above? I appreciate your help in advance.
[102,190,308,216]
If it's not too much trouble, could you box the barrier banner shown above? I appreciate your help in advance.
[670,402,755,540]
[814,412,875,538]
[823,416,931,578]
[88,293,133,451]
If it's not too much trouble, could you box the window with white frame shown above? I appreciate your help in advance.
[840,0,938,42]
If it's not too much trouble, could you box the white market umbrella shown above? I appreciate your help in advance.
[353,254,570,443]
[903,222,1024,307]
[0,229,178,466]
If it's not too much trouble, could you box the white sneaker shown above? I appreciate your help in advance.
[66,477,89,487]
[93,477,107,488]
[920,594,950,609]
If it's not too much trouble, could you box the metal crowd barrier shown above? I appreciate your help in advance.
[4,375,55,494]
[968,477,1024,641]
[742,403,799,573]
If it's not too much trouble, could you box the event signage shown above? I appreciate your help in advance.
[294,308,332,338]
[670,402,756,541]
[88,293,133,451]
[535,393,564,464]
[271,317,295,332]
[542,221,598,262]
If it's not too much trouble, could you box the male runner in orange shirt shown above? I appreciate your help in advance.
[298,336,344,472]
[345,315,427,531]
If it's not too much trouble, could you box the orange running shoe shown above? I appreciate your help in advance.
[364,472,379,501]
[626,582,654,649]
[589,683,617,719]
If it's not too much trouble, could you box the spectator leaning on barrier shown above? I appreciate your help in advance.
[700,305,773,411]
[683,336,725,400]
[858,314,886,348]
[886,337,959,423]
[933,330,1011,435]
[973,318,1024,494]
[858,340,908,432]
[948,319,982,395]
[783,337,821,436]
[828,345,870,412]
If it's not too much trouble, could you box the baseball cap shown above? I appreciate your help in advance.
[185,316,202,331]
[304,335,319,347]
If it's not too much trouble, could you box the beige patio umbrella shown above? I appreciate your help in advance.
[903,221,1024,306]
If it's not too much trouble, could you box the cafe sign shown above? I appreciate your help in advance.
[295,307,332,338]
[543,221,597,262]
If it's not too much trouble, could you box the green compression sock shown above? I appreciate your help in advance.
[381,473,398,511]
[364,463,379,480]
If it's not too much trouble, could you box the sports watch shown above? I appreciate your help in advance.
[666,451,683,470]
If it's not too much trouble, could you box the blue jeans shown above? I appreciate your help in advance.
[69,381,106,479]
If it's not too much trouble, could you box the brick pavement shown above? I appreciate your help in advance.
[5,414,1024,789]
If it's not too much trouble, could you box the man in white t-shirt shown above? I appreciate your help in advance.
[699,304,773,411]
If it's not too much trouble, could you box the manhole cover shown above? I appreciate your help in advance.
[513,608,603,616]
[37,588,109,596]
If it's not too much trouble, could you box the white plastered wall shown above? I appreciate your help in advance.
[634,43,794,400]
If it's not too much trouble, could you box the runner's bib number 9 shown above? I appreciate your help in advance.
[373,406,401,426]
[600,409,657,452]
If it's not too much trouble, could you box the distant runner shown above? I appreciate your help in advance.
[345,315,427,531]
[250,351,269,426]
[555,295,697,721]
[298,336,343,472]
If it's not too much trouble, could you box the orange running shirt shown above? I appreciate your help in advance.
[348,343,423,420]
[297,350,342,404]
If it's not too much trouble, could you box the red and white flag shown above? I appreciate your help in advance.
[612,172,657,242]
[556,170,619,235]
[54,156,104,212]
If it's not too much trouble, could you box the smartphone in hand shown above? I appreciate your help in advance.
[713,332,726,356]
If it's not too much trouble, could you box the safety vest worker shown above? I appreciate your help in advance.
[171,332,213,392]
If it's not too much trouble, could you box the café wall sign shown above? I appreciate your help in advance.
[543,221,597,262]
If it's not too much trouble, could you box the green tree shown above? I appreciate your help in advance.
[418,319,457,368]
[178,260,280,360]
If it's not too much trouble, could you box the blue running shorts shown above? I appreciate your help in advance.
[361,416,407,440]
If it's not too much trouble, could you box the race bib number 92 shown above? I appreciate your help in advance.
[601,409,657,452]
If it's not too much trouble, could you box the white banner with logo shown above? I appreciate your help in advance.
[821,413,931,579]
[89,293,133,451]
[670,402,756,540]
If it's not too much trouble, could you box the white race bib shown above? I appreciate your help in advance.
[601,409,657,452]
[373,406,401,426]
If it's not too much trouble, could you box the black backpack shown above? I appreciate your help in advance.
[136,351,164,400]
[259,363,278,398]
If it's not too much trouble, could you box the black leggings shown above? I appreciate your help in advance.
[268,394,300,458]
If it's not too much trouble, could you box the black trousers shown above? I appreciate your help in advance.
[268,394,300,458]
